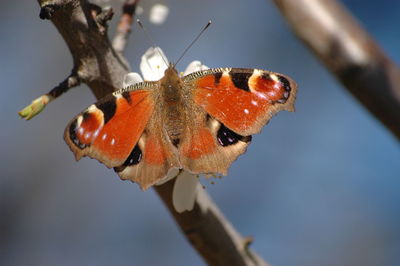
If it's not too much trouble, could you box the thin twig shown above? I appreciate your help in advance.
[94,6,114,28]
[19,72,80,120]
[48,72,80,98]
[273,0,400,139]
[113,0,140,54]
[32,0,270,264]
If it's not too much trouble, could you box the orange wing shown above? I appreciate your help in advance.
[184,68,297,136]
[177,68,297,176]
[64,89,154,168]
[65,82,181,190]
[177,108,252,176]
[114,123,180,190]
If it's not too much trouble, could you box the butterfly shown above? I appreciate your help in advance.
[64,62,297,190]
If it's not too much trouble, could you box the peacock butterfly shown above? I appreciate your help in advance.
[64,61,297,190]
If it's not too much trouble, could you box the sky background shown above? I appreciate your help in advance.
[1,0,400,265]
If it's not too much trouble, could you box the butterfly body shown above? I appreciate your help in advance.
[157,65,191,145]
[64,64,297,190]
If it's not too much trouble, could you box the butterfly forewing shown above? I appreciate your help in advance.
[175,67,296,176]
[183,67,297,136]
[64,85,155,167]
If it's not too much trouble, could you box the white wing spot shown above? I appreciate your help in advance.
[255,91,268,100]
[84,132,91,140]
[209,118,220,132]
[222,69,230,77]
[88,104,97,112]
[111,138,116,145]
[244,108,250,114]
[76,115,83,127]
[93,129,100,138]
[253,69,263,77]
[270,74,279,82]
[284,91,289,98]
[102,133,107,140]
[268,90,278,98]
[251,100,258,106]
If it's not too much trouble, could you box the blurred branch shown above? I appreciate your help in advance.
[112,0,140,54]
[33,0,269,264]
[273,0,400,139]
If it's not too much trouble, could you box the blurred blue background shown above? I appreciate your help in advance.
[1,0,399,265]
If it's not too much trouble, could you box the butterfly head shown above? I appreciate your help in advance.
[165,62,177,73]
[161,63,180,86]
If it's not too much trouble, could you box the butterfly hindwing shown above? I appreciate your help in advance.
[114,116,181,190]
[184,68,297,136]
[178,108,252,175]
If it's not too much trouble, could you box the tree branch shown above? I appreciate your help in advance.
[48,72,80,98]
[19,72,80,120]
[112,0,140,54]
[32,0,270,264]
[155,180,269,266]
[273,0,400,139]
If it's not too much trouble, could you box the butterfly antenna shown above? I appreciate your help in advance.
[174,20,212,68]
[137,19,169,67]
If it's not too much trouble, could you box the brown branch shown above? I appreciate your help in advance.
[155,180,269,266]
[112,0,140,54]
[93,5,114,28]
[48,71,80,98]
[34,0,270,264]
[273,0,400,139]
